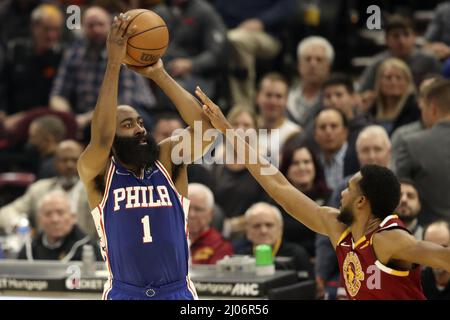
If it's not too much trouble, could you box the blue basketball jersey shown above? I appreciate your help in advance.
[91,157,197,299]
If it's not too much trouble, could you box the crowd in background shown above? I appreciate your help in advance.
[0,0,450,300]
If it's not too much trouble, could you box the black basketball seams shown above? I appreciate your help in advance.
[128,25,168,39]
[127,43,167,50]
[123,10,149,35]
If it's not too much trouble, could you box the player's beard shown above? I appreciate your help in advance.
[113,133,159,169]
[337,206,355,226]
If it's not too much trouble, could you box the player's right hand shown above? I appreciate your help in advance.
[107,13,136,64]
[195,86,231,134]
[126,59,165,80]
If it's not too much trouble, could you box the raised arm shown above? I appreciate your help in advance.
[127,61,213,130]
[78,14,136,184]
[374,229,450,272]
[128,61,216,168]
[195,87,346,241]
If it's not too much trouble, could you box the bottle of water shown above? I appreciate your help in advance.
[16,217,31,253]
[82,244,96,276]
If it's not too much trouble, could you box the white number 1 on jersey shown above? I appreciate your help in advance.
[141,215,153,243]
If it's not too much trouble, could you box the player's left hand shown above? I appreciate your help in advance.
[126,59,164,80]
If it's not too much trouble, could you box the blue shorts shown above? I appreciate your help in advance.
[106,278,196,300]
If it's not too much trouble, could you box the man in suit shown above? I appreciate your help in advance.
[396,79,450,224]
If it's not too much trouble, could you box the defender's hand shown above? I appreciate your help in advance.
[107,13,137,64]
[195,86,231,134]
[126,59,165,80]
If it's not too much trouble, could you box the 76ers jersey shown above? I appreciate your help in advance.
[335,215,426,300]
[91,158,196,298]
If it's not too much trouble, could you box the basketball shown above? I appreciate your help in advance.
[122,9,169,67]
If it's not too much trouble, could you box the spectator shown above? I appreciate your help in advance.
[395,178,424,240]
[421,221,450,300]
[49,6,155,136]
[257,73,301,166]
[313,108,359,191]
[368,58,420,135]
[424,2,450,60]
[210,106,267,239]
[396,78,450,224]
[322,73,372,153]
[358,14,440,100]
[27,115,67,178]
[278,144,331,256]
[151,112,212,191]
[0,140,94,239]
[214,0,295,107]
[316,125,391,299]
[287,36,333,127]
[0,0,40,44]
[0,4,64,116]
[235,202,312,279]
[161,0,227,103]
[188,183,233,264]
[17,190,101,261]
[328,125,392,209]
[391,75,440,171]
[151,113,184,144]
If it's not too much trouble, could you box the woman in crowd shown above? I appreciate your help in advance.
[370,58,420,135]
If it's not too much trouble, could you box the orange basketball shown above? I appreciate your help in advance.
[122,9,169,66]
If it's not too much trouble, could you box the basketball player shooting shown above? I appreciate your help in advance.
[77,13,214,300]
[195,87,450,300]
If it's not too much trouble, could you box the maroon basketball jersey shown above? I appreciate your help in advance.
[335,215,426,300]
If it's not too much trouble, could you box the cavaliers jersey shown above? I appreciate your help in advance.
[91,157,197,299]
[335,215,426,300]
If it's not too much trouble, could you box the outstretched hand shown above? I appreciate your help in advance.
[195,86,231,134]
[126,59,165,80]
[107,13,137,64]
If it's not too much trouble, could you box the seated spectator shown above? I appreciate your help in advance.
[49,6,155,137]
[159,0,227,104]
[358,14,440,100]
[27,115,68,177]
[0,4,64,117]
[322,73,372,149]
[421,221,450,300]
[396,78,450,224]
[395,178,424,240]
[368,58,420,135]
[424,2,450,60]
[152,113,185,144]
[278,144,331,256]
[0,0,40,44]
[209,106,268,239]
[287,36,333,127]
[235,202,312,279]
[327,125,392,209]
[391,75,440,171]
[257,72,301,166]
[214,0,295,107]
[26,115,67,178]
[151,112,212,190]
[188,183,233,264]
[0,140,94,239]
[17,190,101,261]
[313,108,359,191]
